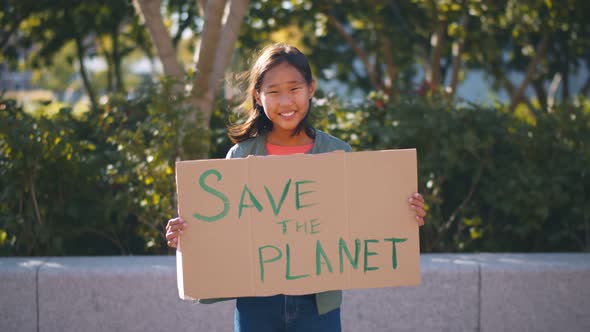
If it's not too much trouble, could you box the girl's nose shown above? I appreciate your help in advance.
[278,93,294,106]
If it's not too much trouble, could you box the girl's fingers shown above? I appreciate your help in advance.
[165,217,186,248]
[415,216,425,226]
[408,193,426,226]
[409,205,427,226]
[407,193,426,226]
[166,230,181,241]
[166,218,187,233]
[167,218,185,226]
[409,203,427,216]
[408,194,424,207]
[409,199,424,209]
[167,223,186,232]
[412,206,426,217]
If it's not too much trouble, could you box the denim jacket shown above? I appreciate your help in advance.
[197,129,352,315]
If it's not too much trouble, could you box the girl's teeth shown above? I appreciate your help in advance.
[282,111,295,116]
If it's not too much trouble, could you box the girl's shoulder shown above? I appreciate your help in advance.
[225,130,352,158]
[225,136,263,159]
[314,130,352,153]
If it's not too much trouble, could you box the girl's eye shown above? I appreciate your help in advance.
[291,87,301,91]
[267,91,278,95]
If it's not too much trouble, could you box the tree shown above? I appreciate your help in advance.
[133,0,249,158]
[462,0,590,111]
[233,0,470,99]
[233,0,590,110]
[1,0,147,108]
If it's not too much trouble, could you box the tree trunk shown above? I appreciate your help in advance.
[186,0,249,157]
[74,35,98,110]
[547,72,562,112]
[189,0,228,124]
[112,24,124,92]
[429,21,445,91]
[197,0,207,16]
[380,35,397,96]
[446,13,467,98]
[581,75,590,96]
[193,0,225,88]
[106,52,114,93]
[134,0,249,159]
[532,78,547,110]
[206,0,250,103]
[0,16,25,52]
[510,33,550,111]
[326,13,386,92]
[501,72,536,114]
[97,37,114,93]
[446,41,462,97]
[132,0,184,82]
[561,69,569,103]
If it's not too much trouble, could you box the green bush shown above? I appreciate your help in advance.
[314,93,590,252]
[0,80,207,255]
[1,87,588,255]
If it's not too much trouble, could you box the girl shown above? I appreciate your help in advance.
[165,43,427,332]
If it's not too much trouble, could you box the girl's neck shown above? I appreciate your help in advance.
[266,129,313,146]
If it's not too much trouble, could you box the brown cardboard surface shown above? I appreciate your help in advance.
[175,149,420,300]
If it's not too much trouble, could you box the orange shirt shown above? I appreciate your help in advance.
[266,142,313,155]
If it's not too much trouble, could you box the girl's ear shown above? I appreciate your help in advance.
[254,91,261,105]
[309,80,316,98]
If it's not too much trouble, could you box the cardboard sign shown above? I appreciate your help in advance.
[175,149,420,300]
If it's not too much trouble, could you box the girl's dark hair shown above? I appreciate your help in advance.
[228,43,316,143]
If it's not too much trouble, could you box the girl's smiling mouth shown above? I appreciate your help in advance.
[279,111,296,119]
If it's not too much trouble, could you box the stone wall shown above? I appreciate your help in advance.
[1,254,588,332]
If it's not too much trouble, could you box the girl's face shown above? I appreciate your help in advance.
[255,62,315,134]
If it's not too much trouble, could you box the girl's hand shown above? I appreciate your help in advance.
[165,217,188,248]
[408,193,426,226]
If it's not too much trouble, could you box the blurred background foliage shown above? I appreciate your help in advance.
[1,0,589,255]
[313,93,589,253]
[2,90,588,255]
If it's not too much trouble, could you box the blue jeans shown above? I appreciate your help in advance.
[234,294,341,332]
